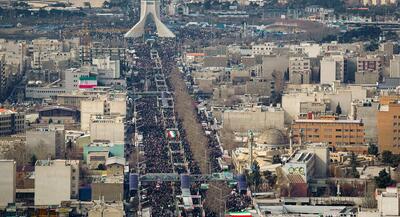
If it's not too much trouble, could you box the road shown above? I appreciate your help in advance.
[169,66,209,174]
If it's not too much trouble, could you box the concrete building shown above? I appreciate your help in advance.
[351,100,378,144]
[80,94,126,131]
[320,55,345,84]
[0,160,16,208]
[252,42,276,56]
[390,55,400,78]
[377,97,400,154]
[289,57,311,84]
[88,201,124,217]
[90,115,125,143]
[83,142,124,163]
[376,187,400,216]
[282,84,367,123]
[91,178,124,202]
[355,55,383,84]
[222,106,284,131]
[92,56,121,79]
[0,109,25,136]
[106,157,125,177]
[283,143,329,182]
[26,125,65,159]
[34,160,79,206]
[291,117,365,148]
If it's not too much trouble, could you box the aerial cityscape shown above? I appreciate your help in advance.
[0,0,400,216]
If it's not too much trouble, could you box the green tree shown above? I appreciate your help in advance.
[30,154,37,166]
[272,155,282,164]
[375,169,395,188]
[368,144,379,156]
[336,103,342,115]
[102,1,110,8]
[382,150,393,164]
[263,170,277,188]
[349,152,360,178]
[203,0,212,9]
[252,161,262,191]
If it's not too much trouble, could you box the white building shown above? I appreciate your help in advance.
[252,43,276,56]
[0,160,16,208]
[222,106,285,131]
[80,94,126,131]
[93,56,121,79]
[376,187,400,216]
[26,125,65,159]
[34,160,79,206]
[283,143,329,182]
[90,115,125,144]
[390,55,400,78]
[320,55,345,84]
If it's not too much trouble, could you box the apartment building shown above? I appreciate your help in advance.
[291,117,365,147]
[377,97,400,154]
[289,57,311,84]
[355,55,383,84]
[34,160,79,206]
[0,109,25,136]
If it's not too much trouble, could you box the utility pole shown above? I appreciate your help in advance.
[248,129,254,172]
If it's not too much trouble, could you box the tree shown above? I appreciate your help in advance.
[375,169,394,188]
[263,170,277,188]
[368,144,379,156]
[382,150,393,164]
[252,161,262,191]
[272,155,282,164]
[102,1,110,8]
[336,103,342,115]
[97,164,106,170]
[30,154,37,166]
[349,152,360,178]
[48,118,53,124]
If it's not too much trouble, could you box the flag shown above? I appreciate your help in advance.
[79,76,97,89]
[226,212,252,217]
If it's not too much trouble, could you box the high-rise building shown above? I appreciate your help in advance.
[355,55,383,84]
[26,125,65,159]
[390,55,400,78]
[34,160,79,206]
[90,115,125,144]
[289,57,311,84]
[377,97,400,154]
[0,160,16,207]
[0,109,25,136]
[320,55,345,84]
[80,94,126,131]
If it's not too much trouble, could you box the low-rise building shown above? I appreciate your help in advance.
[222,106,285,131]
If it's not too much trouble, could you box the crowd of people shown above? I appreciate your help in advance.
[129,35,253,216]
